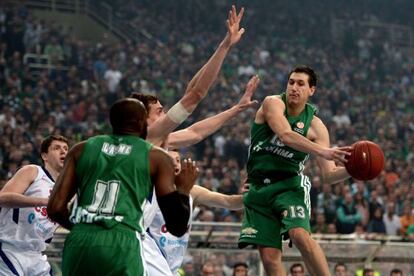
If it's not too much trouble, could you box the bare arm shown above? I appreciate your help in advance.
[262,96,349,163]
[0,165,48,208]
[47,142,85,229]
[146,6,245,144]
[191,185,243,210]
[311,118,351,184]
[167,75,259,148]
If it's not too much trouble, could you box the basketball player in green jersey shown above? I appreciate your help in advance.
[239,65,352,276]
[47,98,197,275]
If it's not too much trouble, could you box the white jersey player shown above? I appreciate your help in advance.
[0,135,68,275]
[143,151,244,275]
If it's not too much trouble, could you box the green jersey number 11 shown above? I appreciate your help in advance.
[87,180,120,215]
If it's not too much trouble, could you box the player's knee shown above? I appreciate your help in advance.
[289,228,313,252]
[259,248,282,269]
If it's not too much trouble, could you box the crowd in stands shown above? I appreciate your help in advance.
[0,0,414,274]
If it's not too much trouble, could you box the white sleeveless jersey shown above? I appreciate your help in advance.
[147,196,193,275]
[0,166,58,252]
[143,187,158,230]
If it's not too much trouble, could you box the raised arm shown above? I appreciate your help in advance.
[0,165,47,208]
[262,96,349,164]
[47,142,85,230]
[147,6,246,144]
[191,185,243,210]
[167,75,259,149]
[311,117,351,184]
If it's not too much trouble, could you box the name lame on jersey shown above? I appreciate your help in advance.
[101,142,132,156]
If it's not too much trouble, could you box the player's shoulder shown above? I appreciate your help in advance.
[18,164,39,175]
[311,115,328,131]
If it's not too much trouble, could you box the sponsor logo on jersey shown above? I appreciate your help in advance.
[28,213,35,224]
[240,227,258,239]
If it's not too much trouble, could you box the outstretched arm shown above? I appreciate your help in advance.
[262,96,350,164]
[312,118,350,184]
[48,142,85,230]
[147,6,246,145]
[191,185,243,210]
[0,165,47,208]
[167,75,259,149]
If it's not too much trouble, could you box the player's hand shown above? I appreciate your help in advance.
[237,75,260,110]
[223,5,245,48]
[320,147,351,166]
[175,158,199,195]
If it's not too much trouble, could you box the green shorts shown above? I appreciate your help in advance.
[62,223,145,276]
[239,174,311,250]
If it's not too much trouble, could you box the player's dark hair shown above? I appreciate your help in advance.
[109,98,148,138]
[390,268,403,275]
[129,92,159,111]
[288,65,318,87]
[40,135,69,154]
[335,262,347,271]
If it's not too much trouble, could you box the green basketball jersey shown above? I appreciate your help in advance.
[247,93,317,181]
[70,134,153,233]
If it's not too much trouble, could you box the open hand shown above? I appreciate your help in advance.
[175,158,199,195]
[223,5,245,47]
[237,75,260,110]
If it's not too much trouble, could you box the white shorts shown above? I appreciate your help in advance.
[142,232,174,276]
[0,242,51,276]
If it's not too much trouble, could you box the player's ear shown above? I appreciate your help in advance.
[309,86,316,96]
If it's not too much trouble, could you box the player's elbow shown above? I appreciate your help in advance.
[165,222,188,237]
[279,131,295,145]
[47,199,64,223]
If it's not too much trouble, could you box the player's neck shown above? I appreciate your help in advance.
[44,163,59,181]
[287,102,306,117]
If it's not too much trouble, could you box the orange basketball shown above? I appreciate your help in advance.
[345,141,385,181]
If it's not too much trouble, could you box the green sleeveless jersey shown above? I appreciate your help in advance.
[70,134,153,233]
[247,93,317,182]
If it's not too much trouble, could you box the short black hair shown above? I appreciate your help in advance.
[129,92,159,111]
[390,268,403,275]
[288,65,318,87]
[233,262,248,269]
[290,263,304,273]
[335,262,347,271]
[40,135,69,154]
[109,98,148,137]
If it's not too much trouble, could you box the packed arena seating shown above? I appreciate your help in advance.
[0,0,413,273]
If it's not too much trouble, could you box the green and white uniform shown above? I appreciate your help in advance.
[239,93,317,249]
[63,135,152,276]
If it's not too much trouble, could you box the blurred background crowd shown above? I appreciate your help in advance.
[0,0,414,274]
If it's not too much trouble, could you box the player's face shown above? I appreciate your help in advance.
[335,266,346,276]
[234,266,248,276]
[147,101,165,126]
[168,151,181,175]
[286,72,315,105]
[42,140,69,170]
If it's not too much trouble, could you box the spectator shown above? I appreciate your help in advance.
[336,191,362,234]
[200,262,215,276]
[289,263,305,276]
[383,201,401,235]
[334,262,347,276]
[367,206,387,234]
[233,262,248,276]
[390,268,403,276]
[399,201,414,236]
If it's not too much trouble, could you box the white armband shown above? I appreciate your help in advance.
[166,101,191,124]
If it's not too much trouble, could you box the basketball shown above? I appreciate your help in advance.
[345,140,385,181]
